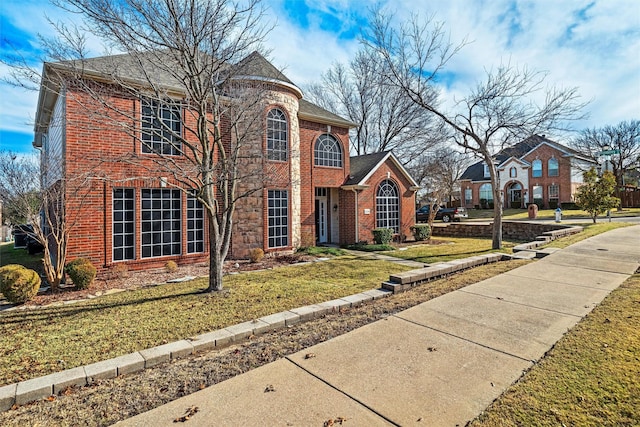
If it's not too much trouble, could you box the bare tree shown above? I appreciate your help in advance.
[0,150,93,290]
[366,8,587,248]
[305,48,442,161]
[5,0,274,292]
[571,120,640,190]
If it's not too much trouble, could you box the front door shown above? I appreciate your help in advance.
[508,183,522,208]
[315,188,328,243]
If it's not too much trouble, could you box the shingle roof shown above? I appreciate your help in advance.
[460,134,594,182]
[298,99,357,128]
[345,151,390,186]
[234,51,295,85]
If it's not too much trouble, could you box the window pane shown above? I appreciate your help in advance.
[375,180,400,233]
[186,192,205,253]
[113,188,135,261]
[314,134,342,167]
[141,187,181,258]
[267,190,289,248]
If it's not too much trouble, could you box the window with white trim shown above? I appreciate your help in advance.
[141,98,182,155]
[113,188,135,261]
[548,158,559,177]
[479,183,493,202]
[314,134,342,167]
[532,159,542,177]
[549,184,559,203]
[141,189,181,258]
[532,185,543,205]
[266,108,288,161]
[376,179,399,232]
[268,190,288,248]
[509,167,517,178]
[187,193,205,253]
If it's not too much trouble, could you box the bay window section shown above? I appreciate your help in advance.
[141,189,181,258]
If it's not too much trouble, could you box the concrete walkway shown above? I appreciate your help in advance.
[117,226,640,427]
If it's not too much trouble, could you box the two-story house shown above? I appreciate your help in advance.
[459,135,595,210]
[33,51,418,272]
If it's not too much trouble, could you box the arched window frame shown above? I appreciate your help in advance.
[509,167,517,178]
[314,134,343,168]
[479,183,493,201]
[532,159,542,178]
[266,108,288,161]
[375,179,400,233]
[548,157,559,177]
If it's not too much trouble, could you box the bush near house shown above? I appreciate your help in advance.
[0,264,41,304]
[372,228,394,245]
[410,224,431,241]
[165,260,178,273]
[64,258,97,290]
[249,248,265,263]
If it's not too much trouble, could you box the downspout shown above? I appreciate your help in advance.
[352,188,359,243]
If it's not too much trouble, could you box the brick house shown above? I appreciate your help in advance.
[33,51,418,272]
[459,135,595,210]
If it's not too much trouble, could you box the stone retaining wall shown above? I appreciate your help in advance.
[431,221,576,241]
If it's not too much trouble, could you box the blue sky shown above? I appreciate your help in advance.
[1,0,639,154]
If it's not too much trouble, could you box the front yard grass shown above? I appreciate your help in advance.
[384,236,518,263]
[542,222,635,249]
[472,273,640,426]
[0,242,43,272]
[467,207,640,221]
[0,256,411,386]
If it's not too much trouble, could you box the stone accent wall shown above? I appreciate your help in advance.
[431,221,575,241]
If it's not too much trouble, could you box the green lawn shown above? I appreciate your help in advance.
[0,256,412,385]
[467,207,640,221]
[543,222,635,249]
[472,273,640,426]
[384,236,517,264]
[0,242,43,272]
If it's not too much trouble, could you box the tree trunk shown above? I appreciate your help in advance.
[492,187,503,249]
[207,220,224,292]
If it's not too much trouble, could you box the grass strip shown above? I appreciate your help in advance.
[0,257,411,386]
[384,236,517,263]
[472,273,640,426]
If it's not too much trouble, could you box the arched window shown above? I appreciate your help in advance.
[548,158,558,177]
[376,180,399,232]
[314,134,343,167]
[266,108,288,161]
[509,167,517,178]
[532,159,542,177]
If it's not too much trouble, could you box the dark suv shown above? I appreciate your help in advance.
[416,205,468,223]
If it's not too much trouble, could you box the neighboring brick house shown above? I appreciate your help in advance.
[459,135,595,210]
[33,51,418,272]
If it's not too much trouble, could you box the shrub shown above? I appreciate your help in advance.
[372,228,394,245]
[410,224,431,241]
[0,264,41,304]
[344,243,395,252]
[249,248,265,263]
[65,258,97,290]
[109,263,129,280]
[165,260,178,273]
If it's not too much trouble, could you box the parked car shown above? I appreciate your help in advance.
[416,205,468,223]
[12,224,44,254]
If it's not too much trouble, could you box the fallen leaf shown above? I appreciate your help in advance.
[264,384,275,392]
[174,406,199,423]
[304,353,316,359]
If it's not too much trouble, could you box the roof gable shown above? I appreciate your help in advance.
[345,151,418,187]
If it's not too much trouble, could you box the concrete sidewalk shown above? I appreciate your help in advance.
[117,226,640,427]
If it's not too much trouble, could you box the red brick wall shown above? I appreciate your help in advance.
[522,144,573,208]
[63,88,210,272]
[346,160,416,244]
[298,119,350,244]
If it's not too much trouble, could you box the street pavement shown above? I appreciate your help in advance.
[117,225,640,427]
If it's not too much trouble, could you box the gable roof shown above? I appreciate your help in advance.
[460,134,595,182]
[344,151,418,188]
[34,50,354,138]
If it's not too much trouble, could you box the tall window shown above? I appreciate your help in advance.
[141,189,181,258]
[376,180,399,232]
[548,158,559,177]
[266,108,288,161]
[532,185,543,206]
[509,167,517,178]
[483,163,490,178]
[465,188,472,206]
[532,159,542,177]
[479,183,493,202]
[113,188,135,261]
[187,193,204,254]
[314,134,342,167]
[141,98,182,155]
[268,190,288,248]
[549,184,559,205]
